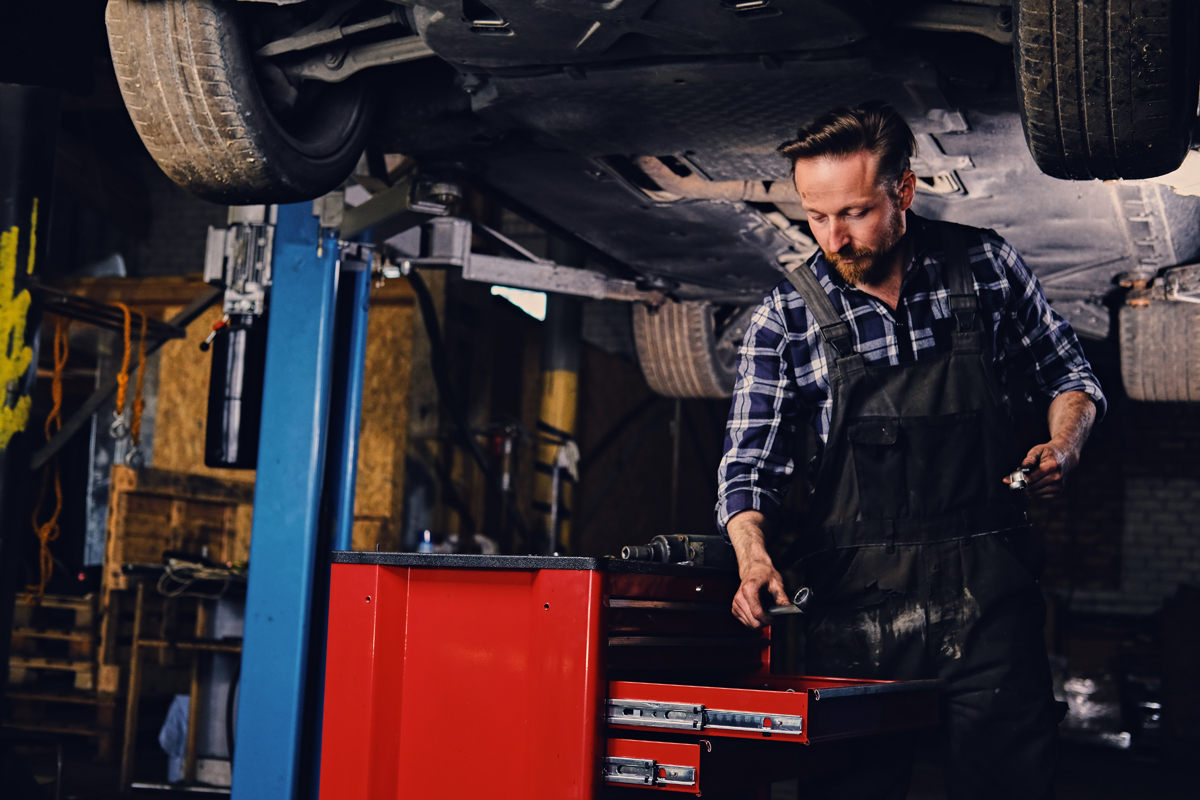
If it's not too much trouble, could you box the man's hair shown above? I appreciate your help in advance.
[777,101,917,190]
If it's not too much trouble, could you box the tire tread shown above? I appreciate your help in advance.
[1119,302,1200,402]
[633,303,737,399]
[106,0,367,203]
[1015,0,1199,180]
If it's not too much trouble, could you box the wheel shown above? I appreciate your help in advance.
[106,0,374,204]
[633,302,750,399]
[1014,0,1200,180]
[1119,301,1200,401]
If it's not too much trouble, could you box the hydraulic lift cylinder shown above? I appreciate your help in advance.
[533,293,582,554]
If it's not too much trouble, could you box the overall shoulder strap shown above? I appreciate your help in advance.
[783,264,855,359]
[937,221,980,332]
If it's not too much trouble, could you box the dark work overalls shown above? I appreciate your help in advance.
[783,223,1060,799]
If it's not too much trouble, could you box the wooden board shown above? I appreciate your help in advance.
[350,280,416,552]
[103,465,254,595]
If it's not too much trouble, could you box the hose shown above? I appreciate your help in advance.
[225,656,240,761]
[406,270,533,544]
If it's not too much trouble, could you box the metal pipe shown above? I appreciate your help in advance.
[669,399,682,534]
[634,155,801,204]
[329,263,372,552]
[532,291,582,554]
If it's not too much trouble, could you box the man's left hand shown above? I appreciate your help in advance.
[1009,439,1077,500]
[1006,391,1096,501]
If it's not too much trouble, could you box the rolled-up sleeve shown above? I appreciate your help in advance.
[989,235,1107,418]
[715,292,807,536]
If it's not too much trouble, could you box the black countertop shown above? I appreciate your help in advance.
[330,551,736,578]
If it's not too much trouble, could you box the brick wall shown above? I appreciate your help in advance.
[131,161,227,277]
[1036,392,1200,616]
[1069,477,1200,615]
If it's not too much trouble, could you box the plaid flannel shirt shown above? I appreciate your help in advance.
[715,214,1106,535]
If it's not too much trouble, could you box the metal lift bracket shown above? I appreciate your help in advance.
[383,217,664,304]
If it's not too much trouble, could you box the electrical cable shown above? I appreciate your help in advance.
[406,270,533,544]
[576,402,675,534]
[683,402,720,498]
[225,657,241,762]
[155,560,236,599]
[578,395,659,481]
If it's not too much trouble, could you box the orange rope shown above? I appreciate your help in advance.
[113,301,132,418]
[131,311,147,447]
[27,318,69,601]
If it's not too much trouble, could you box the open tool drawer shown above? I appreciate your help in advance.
[321,553,941,800]
[603,676,942,794]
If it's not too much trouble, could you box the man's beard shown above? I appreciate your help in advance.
[824,210,905,287]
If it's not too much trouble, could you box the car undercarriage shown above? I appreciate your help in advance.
[102,0,1200,399]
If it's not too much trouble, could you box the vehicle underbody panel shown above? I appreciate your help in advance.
[376,28,1200,338]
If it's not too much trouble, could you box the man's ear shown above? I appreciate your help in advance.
[896,170,917,212]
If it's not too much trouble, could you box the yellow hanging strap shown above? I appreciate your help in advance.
[28,318,69,601]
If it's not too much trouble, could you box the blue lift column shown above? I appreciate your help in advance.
[303,241,373,793]
[231,203,340,800]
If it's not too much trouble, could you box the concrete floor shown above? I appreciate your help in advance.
[770,737,1195,800]
[11,734,1196,799]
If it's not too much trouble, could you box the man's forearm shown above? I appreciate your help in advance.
[1048,390,1096,456]
[726,509,789,627]
[727,510,773,576]
[1019,390,1096,498]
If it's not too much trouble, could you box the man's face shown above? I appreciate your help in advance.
[792,150,915,286]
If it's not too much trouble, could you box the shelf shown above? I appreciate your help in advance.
[5,688,102,706]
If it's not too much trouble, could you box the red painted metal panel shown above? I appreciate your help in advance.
[322,564,605,799]
[319,563,409,800]
[606,739,701,794]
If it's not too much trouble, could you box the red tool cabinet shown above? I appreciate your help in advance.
[318,553,940,799]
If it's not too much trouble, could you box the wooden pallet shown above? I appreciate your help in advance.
[3,688,117,740]
[99,466,252,697]
[12,594,95,630]
[8,655,95,691]
[11,626,96,660]
[5,593,111,754]
[102,466,253,596]
[8,594,99,691]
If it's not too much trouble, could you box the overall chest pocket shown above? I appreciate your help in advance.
[849,412,988,519]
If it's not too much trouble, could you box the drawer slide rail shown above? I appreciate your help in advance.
[603,756,696,787]
[607,699,803,736]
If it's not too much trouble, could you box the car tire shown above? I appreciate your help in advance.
[1120,301,1200,401]
[633,301,743,399]
[1014,0,1200,180]
[106,0,373,204]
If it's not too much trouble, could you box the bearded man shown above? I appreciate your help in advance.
[716,102,1104,799]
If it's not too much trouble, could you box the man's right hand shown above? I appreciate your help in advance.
[733,560,790,628]
[727,510,791,629]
